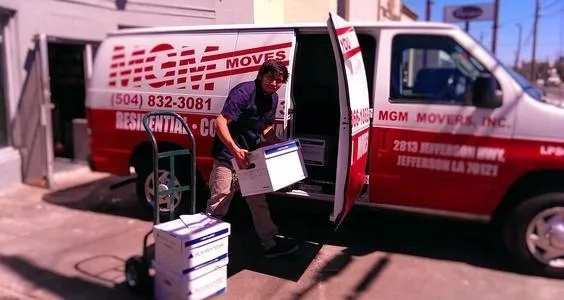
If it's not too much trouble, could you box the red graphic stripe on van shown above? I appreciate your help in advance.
[343,46,361,60]
[206,60,290,79]
[205,46,219,52]
[336,26,353,36]
[200,42,293,62]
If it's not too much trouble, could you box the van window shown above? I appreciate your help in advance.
[358,34,377,106]
[389,34,497,106]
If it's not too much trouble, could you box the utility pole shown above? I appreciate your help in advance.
[514,23,522,69]
[423,0,433,67]
[531,0,540,80]
[491,0,500,54]
[425,0,432,21]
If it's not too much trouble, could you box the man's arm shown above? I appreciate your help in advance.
[215,114,239,153]
[214,88,247,154]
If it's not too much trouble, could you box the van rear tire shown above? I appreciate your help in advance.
[134,158,185,219]
[133,155,208,219]
[501,192,564,279]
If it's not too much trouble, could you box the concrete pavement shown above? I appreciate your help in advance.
[0,165,562,300]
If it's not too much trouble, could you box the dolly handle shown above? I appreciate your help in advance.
[141,110,198,222]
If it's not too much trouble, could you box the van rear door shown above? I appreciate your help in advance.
[327,13,372,228]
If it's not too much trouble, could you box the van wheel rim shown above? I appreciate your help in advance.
[144,169,182,212]
[525,207,564,268]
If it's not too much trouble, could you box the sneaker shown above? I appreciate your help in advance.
[264,236,300,258]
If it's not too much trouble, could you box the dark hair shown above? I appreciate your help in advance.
[257,59,289,83]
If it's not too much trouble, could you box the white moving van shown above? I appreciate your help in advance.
[86,13,564,279]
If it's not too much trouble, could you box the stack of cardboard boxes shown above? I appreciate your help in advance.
[150,139,308,299]
[152,213,231,300]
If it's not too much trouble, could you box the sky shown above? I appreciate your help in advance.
[402,0,564,66]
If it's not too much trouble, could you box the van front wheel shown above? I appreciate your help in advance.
[502,192,564,279]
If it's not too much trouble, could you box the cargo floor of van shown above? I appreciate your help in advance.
[274,32,376,201]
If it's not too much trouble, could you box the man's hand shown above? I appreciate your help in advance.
[233,147,249,169]
[215,114,248,168]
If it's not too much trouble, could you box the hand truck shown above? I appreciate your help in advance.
[123,110,197,294]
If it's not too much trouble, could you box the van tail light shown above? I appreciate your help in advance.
[85,108,92,137]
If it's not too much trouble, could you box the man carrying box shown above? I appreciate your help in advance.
[206,59,300,258]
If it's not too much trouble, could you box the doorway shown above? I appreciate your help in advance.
[46,40,98,173]
[0,14,8,148]
[48,42,85,160]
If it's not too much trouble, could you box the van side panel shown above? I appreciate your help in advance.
[367,28,520,216]
[87,33,238,177]
[87,30,295,181]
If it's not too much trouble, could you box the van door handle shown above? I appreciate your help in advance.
[379,131,387,150]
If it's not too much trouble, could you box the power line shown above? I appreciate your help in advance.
[523,24,534,47]
[542,7,564,17]
[542,0,561,10]
[498,4,562,27]
[499,13,535,26]
[499,42,564,48]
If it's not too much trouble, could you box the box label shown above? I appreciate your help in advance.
[184,228,230,247]
[184,253,228,274]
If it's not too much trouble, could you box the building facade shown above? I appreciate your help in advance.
[252,0,418,24]
[0,0,417,191]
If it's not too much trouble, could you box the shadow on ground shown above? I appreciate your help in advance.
[0,254,148,300]
[43,175,153,221]
[36,174,535,299]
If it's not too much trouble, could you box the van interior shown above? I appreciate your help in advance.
[288,31,376,197]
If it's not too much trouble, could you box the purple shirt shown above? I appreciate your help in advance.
[211,79,278,168]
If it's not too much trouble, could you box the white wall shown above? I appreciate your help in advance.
[282,0,337,23]
[253,0,284,24]
[348,0,379,22]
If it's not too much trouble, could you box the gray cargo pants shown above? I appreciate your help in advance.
[205,161,279,249]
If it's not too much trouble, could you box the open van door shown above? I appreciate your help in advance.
[327,13,371,228]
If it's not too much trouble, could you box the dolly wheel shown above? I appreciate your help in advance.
[124,255,150,294]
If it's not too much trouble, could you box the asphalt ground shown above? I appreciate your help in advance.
[0,166,562,300]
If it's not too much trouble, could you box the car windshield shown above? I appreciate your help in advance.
[464,33,545,100]
[504,66,545,99]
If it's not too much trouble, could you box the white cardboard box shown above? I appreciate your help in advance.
[153,213,230,276]
[231,139,308,197]
[153,260,227,300]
